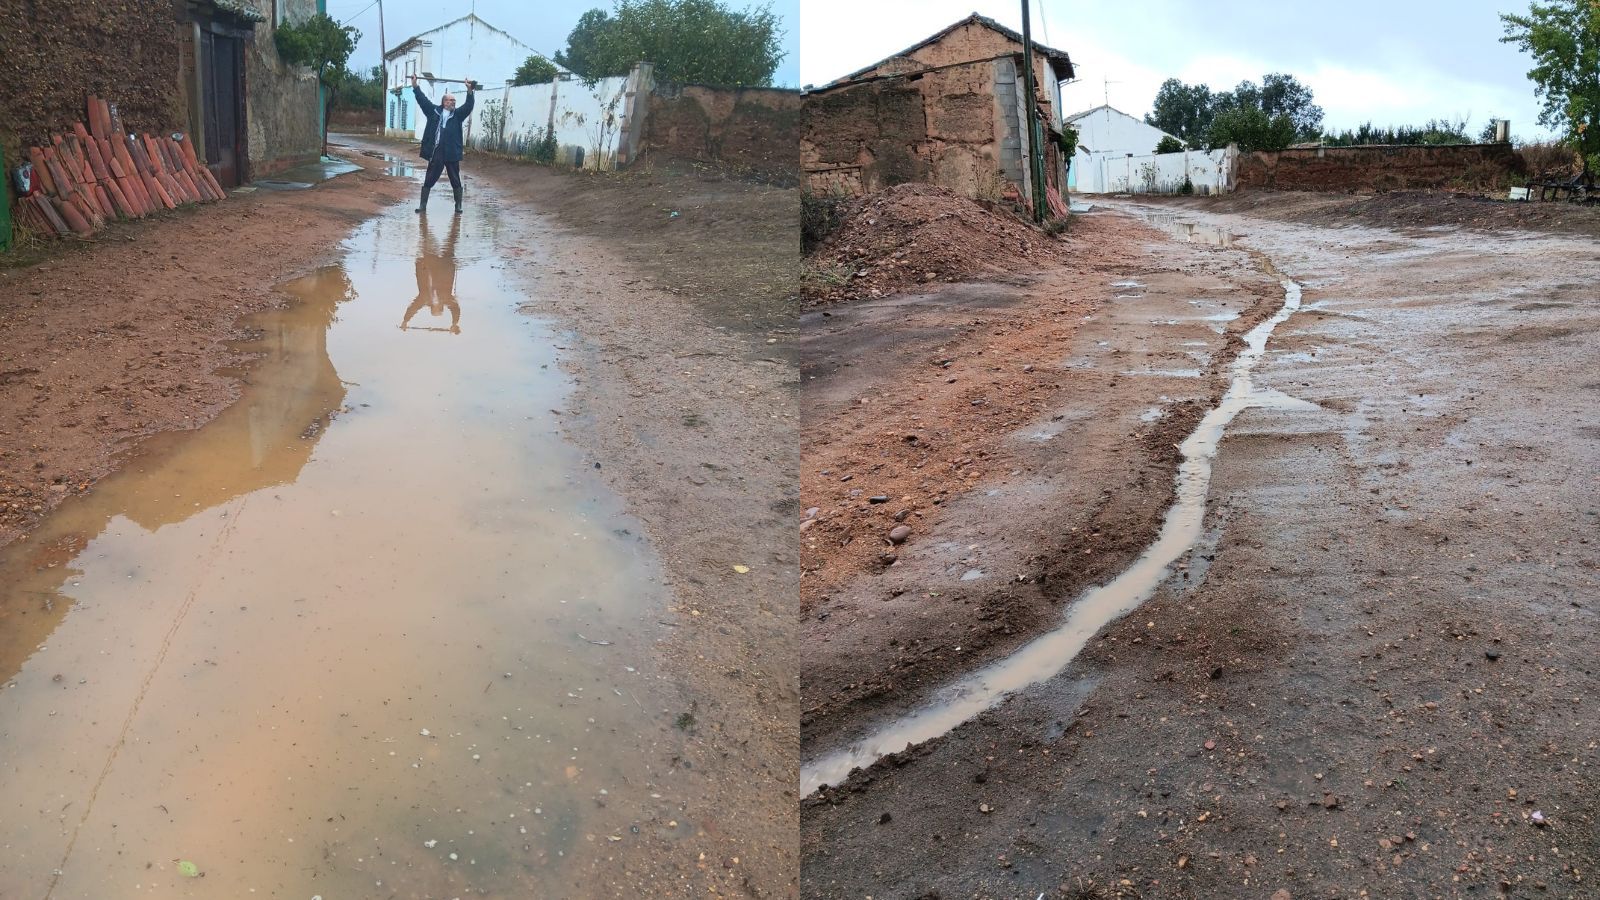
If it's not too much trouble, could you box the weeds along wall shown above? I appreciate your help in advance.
[465,71,639,169]
[465,65,801,179]
[1075,147,1235,194]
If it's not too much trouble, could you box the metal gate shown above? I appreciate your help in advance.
[201,28,247,187]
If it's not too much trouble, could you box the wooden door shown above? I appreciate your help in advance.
[202,30,247,187]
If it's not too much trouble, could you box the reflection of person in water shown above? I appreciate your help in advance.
[402,214,462,334]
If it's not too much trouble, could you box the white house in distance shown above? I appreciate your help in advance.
[383,14,549,140]
[1066,105,1179,191]
[1065,104,1235,194]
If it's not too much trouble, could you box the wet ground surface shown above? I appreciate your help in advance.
[0,180,681,897]
[800,211,1283,758]
[802,203,1599,897]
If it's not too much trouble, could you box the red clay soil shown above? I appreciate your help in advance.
[799,211,1286,755]
[0,155,410,550]
[805,183,1067,305]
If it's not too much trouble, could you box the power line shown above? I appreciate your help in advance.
[337,0,379,25]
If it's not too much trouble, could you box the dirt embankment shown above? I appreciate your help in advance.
[804,183,1068,305]
[799,209,1283,755]
[1146,188,1600,240]
[0,155,411,550]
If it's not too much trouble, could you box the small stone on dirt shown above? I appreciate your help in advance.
[888,525,912,544]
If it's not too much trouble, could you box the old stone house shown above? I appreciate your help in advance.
[176,0,325,185]
[801,13,1074,211]
[0,0,323,190]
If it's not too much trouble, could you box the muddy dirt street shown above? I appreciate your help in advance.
[801,204,1599,898]
[0,139,797,897]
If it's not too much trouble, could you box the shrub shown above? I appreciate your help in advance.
[1155,135,1185,154]
[514,55,560,86]
[1517,140,1582,178]
[801,191,847,255]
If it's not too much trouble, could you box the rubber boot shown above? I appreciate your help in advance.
[416,185,429,213]
[453,185,463,214]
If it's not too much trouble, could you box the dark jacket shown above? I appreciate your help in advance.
[414,85,474,163]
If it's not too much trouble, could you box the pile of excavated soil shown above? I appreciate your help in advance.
[804,184,1066,305]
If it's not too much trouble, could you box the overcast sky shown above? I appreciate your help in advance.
[800,0,1557,140]
[327,0,802,87]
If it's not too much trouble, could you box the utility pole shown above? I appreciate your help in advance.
[1019,0,1047,222]
[377,0,387,94]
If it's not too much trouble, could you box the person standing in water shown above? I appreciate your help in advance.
[410,74,475,214]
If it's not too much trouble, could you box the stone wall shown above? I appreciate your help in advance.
[242,4,323,179]
[847,20,1059,126]
[0,0,321,187]
[638,83,802,184]
[0,0,184,174]
[801,57,1021,201]
[1235,143,1521,192]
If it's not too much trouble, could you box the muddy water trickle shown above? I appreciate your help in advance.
[0,202,668,897]
[802,273,1311,796]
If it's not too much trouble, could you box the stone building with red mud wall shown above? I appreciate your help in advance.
[800,14,1075,214]
[1,0,321,195]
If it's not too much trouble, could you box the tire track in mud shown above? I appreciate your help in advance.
[44,499,251,898]
[803,243,1308,796]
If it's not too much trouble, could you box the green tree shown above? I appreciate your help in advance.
[1150,72,1323,149]
[1155,135,1185,154]
[275,13,360,155]
[333,65,385,111]
[514,55,561,86]
[554,9,613,79]
[1146,78,1215,145]
[1323,118,1472,147]
[555,0,784,86]
[1207,106,1298,151]
[1255,72,1324,139]
[1501,0,1600,176]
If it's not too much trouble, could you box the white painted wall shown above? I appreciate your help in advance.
[467,69,645,171]
[1074,146,1236,195]
[382,14,548,141]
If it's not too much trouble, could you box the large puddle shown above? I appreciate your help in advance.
[802,266,1311,796]
[0,199,671,896]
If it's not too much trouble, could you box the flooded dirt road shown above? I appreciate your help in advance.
[0,185,687,897]
[802,204,1599,898]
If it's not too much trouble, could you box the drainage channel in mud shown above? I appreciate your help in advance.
[0,197,673,897]
[802,250,1312,796]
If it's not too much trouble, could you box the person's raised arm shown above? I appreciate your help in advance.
[409,75,436,114]
[459,82,475,116]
